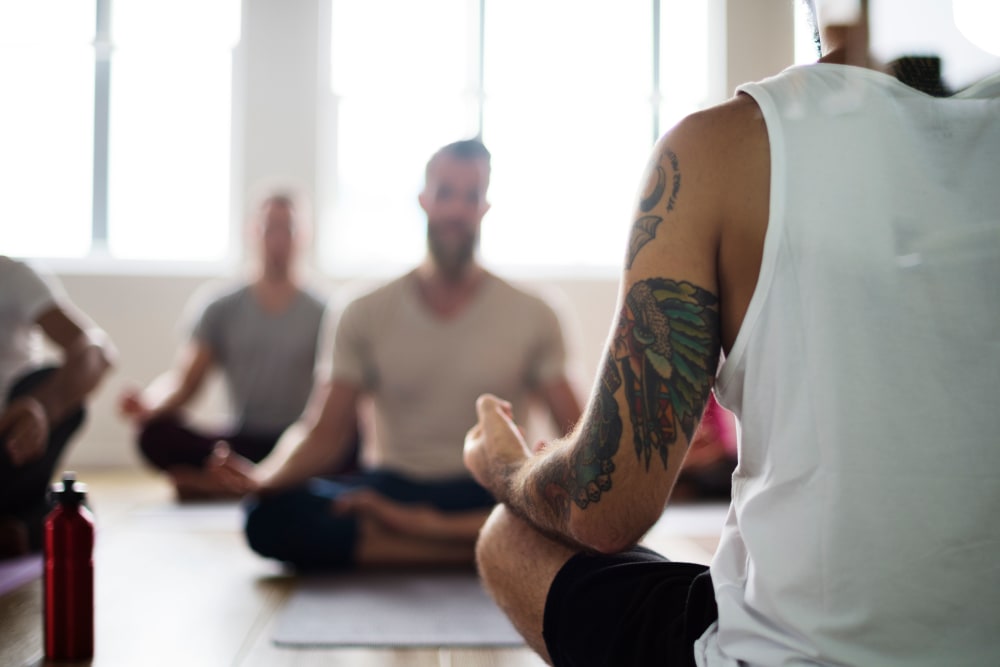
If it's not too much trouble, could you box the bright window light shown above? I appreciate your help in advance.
[481,0,653,270]
[106,0,240,262]
[660,0,710,132]
[954,0,1000,57]
[794,0,822,65]
[323,0,713,275]
[323,0,479,274]
[0,0,95,258]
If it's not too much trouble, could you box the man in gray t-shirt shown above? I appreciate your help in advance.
[119,194,326,500]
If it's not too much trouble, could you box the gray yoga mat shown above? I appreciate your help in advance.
[272,571,524,648]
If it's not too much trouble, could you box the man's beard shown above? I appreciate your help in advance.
[427,222,478,280]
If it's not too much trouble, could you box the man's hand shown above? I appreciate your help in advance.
[118,386,152,424]
[207,442,261,495]
[463,394,532,502]
[0,397,50,466]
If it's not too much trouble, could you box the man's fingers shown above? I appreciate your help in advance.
[475,394,513,421]
[465,423,483,442]
[475,395,518,436]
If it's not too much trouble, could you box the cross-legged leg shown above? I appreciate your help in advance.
[244,471,495,571]
[354,517,476,568]
[0,368,85,553]
[476,505,719,667]
[475,505,577,665]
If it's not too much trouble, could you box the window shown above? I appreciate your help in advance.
[0,0,240,263]
[107,0,240,261]
[0,1,96,258]
[325,0,481,271]
[794,0,821,66]
[322,0,717,275]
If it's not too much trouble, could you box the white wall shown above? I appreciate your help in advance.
[54,272,621,468]
[53,0,795,469]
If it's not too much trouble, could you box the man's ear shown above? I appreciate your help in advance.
[418,189,431,214]
[481,201,491,216]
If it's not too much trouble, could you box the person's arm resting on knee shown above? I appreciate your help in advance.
[465,108,758,553]
[1,306,115,466]
[119,342,213,425]
[211,378,361,495]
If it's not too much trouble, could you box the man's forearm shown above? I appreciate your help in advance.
[144,385,194,420]
[499,444,590,550]
[32,335,112,424]
[258,427,348,493]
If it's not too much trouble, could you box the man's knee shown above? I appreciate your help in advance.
[244,492,314,560]
[476,505,578,592]
[244,492,357,570]
[475,505,512,584]
[475,505,568,665]
[244,498,285,559]
[136,417,183,469]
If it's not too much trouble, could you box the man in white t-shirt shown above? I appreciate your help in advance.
[212,139,583,570]
[0,257,114,556]
[463,2,1000,666]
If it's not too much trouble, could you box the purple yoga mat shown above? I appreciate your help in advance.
[0,554,43,597]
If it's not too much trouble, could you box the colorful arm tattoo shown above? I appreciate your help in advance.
[533,278,719,518]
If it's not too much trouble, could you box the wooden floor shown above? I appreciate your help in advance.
[0,469,720,667]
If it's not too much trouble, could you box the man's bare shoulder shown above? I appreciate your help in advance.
[669,94,767,163]
[672,95,770,224]
[640,94,768,241]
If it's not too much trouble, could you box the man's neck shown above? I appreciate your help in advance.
[252,270,298,313]
[819,22,877,71]
[414,259,486,319]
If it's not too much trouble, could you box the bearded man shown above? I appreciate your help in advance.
[214,139,582,571]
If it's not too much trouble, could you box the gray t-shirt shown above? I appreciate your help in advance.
[332,271,567,480]
[193,285,326,434]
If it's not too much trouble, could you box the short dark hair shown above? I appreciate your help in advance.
[260,191,296,211]
[425,139,492,182]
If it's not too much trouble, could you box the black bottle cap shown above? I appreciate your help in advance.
[50,471,88,505]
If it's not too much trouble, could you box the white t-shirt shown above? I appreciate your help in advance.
[331,270,567,480]
[0,257,61,411]
[697,65,1000,666]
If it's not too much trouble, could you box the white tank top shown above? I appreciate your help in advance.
[699,64,1000,666]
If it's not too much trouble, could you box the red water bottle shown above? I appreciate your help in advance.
[44,471,95,661]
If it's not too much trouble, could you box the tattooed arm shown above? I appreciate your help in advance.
[464,100,769,551]
[467,277,720,552]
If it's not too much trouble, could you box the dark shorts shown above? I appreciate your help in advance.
[0,367,85,549]
[542,546,717,667]
[137,415,283,469]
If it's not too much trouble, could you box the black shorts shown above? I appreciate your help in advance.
[542,546,718,667]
